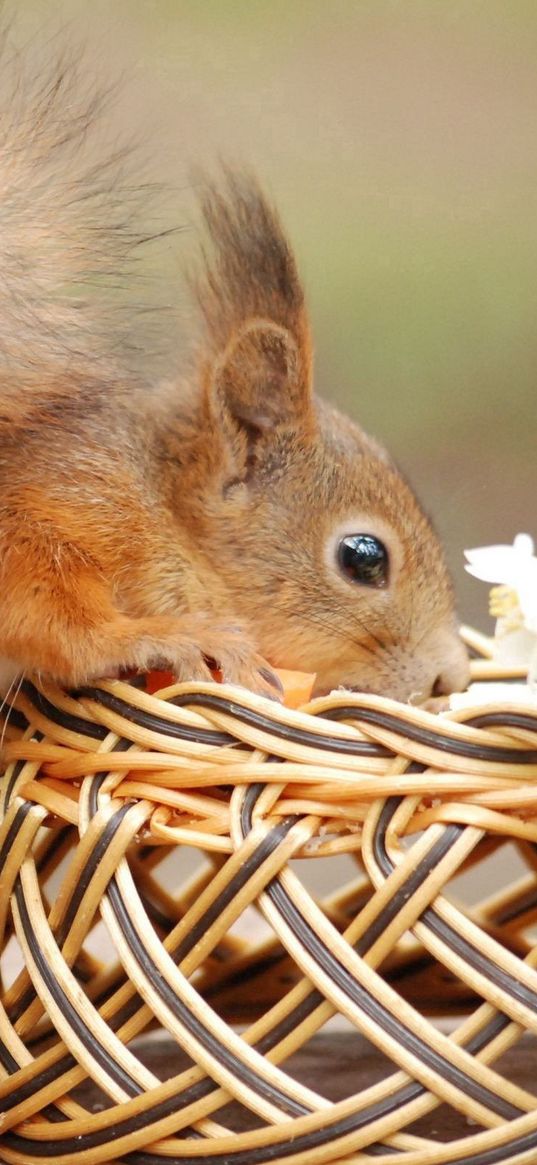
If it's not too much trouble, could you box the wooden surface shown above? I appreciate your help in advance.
[74,1030,537,1142]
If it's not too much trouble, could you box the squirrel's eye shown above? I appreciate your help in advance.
[337,534,389,587]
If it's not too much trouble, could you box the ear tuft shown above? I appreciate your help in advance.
[194,170,314,436]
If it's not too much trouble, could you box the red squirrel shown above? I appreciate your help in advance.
[0,54,469,704]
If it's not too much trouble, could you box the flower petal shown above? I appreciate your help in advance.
[464,545,531,585]
[513,533,535,555]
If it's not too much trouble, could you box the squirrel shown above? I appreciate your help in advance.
[0,51,469,705]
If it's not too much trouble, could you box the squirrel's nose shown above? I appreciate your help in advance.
[430,644,470,697]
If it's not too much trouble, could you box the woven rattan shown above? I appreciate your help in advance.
[0,635,537,1164]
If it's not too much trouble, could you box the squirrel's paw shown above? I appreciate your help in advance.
[131,619,284,702]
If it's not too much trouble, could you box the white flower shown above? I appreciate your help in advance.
[465,533,537,633]
[449,682,537,710]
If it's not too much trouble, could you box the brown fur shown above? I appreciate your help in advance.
[0,57,468,701]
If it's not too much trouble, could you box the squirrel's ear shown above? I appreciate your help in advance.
[194,172,314,441]
[211,318,313,433]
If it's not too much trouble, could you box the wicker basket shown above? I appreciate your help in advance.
[0,633,537,1165]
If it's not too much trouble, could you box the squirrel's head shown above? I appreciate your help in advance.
[188,172,469,702]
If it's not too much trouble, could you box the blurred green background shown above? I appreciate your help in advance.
[17,0,537,627]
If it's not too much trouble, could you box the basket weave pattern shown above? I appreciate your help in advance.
[1,666,537,1164]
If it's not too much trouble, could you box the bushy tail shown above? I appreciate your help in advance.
[0,36,166,401]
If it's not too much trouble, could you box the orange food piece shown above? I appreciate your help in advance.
[144,670,175,694]
[144,666,316,707]
[144,666,222,694]
[274,668,316,708]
